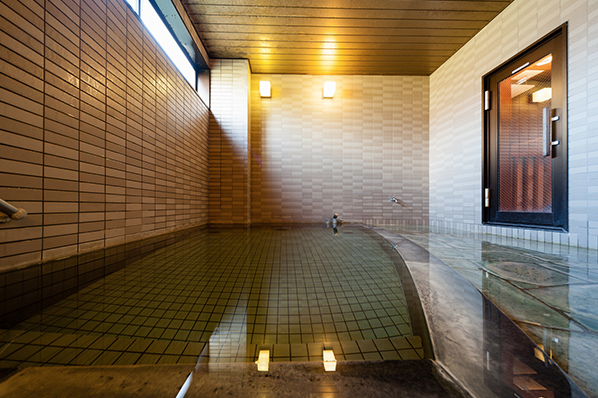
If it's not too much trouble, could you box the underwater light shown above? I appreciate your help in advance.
[323,350,337,371]
[256,350,270,371]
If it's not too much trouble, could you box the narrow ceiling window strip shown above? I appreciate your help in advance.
[122,0,209,95]
[141,0,197,87]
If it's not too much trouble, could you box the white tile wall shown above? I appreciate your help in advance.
[430,0,598,249]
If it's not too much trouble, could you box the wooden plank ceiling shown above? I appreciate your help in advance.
[181,0,514,75]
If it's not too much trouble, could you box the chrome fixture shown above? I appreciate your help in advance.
[390,196,407,207]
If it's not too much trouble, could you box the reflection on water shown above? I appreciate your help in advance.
[384,225,597,397]
[375,227,587,398]
[1,225,423,369]
[483,295,573,398]
[0,224,590,397]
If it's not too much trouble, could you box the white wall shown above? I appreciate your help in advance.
[429,0,598,249]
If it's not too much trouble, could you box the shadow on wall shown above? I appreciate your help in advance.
[208,112,250,225]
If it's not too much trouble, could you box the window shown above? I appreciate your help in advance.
[123,0,204,92]
[124,0,139,13]
[140,0,196,87]
[483,25,567,231]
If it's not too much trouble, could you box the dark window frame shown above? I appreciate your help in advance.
[122,0,211,107]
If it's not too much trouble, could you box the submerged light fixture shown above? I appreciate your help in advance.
[323,349,337,371]
[256,349,270,371]
[323,81,336,98]
[260,81,271,98]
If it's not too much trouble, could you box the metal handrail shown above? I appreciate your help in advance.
[390,196,408,207]
[0,198,27,222]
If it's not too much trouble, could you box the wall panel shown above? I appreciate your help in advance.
[0,0,209,271]
[429,0,598,248]
[250,75,429,225]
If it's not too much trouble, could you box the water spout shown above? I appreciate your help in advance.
[390,196,407,207]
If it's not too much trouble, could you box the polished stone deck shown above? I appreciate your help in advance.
[0,361,453,398]
[382,225,598,397]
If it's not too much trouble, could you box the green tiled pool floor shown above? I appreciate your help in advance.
[1,225,422,368]
[0,328,423,368]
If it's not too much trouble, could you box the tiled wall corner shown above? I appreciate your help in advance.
[0,0,209,271]
[209,59,251,224]
[250,75,429,224]
[429,0,598,248]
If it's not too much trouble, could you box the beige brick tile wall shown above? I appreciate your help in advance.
[250,75,429,225]
[0,0,209,271]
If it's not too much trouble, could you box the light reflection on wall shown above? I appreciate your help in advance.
[321,37,337,73]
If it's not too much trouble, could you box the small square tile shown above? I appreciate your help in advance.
[397,349,419,360]
[272,344,289,357]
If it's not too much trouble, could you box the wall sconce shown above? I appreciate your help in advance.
[323,349,337,371]
[323,81,335,98]
[260,81,271,98]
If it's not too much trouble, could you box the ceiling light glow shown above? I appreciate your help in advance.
[532,87,552,102]
[536,55,553,66]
